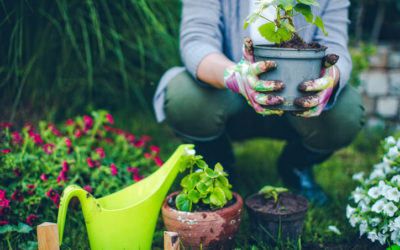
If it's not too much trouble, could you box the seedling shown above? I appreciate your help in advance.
[259,185,288,203]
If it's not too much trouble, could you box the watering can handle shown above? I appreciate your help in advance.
[57,185,95,246]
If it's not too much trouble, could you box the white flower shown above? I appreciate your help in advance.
[327,225,341,235]
[377,232,387,245]
[387,147,400,160]
[350,215,361,227]
[386,187,400,202]
[352,187,365,203]
[383,201,398,217]
[391,229,400,245]
[391,175,400,186]
[183,147,196,156]
[346,205,356,219]
[378,180,392,194]
[367,230,379,242]
[375,162,394,175]
[389,216,400,231]
[359,200,370,213]
[386,136,396,147]
[352,172,364,182]
[369,168,386,180]
[382,224,389,234]
[369,217,381,227]
[359,220,368,237]
[368,186,381,199]
[371,198,387,214]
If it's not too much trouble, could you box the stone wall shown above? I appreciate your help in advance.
[359,44,400,129]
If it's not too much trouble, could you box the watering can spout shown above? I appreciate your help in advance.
[57,144,194,249]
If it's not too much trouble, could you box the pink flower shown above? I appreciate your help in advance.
[13,168,21,177]
[58,170,68,182]
[11,189,23,202]
[43,143,55,155]
[62,161,70,172]
[133,173,144,182]
[48,123,62,136]
[144,152,152,159]
[27,214,39,226]
[82,185,93,193]
[83,115,94,130]
[125,133,135,143]
[41,173,48,182]
[1,149,11,154]
[12,131,23,145]
[52,193,60,207]
[110,163,117,176]
[65,138,72,147]
[33,133,44,145]
[27,184,36,195]
[103,138,113,144]
[65,119,75,126]
[142,135,152,142]
[75,129,82,138]
[25,123,34,132]
[133,139,145,148]
[150,145,160,153]
[154,156,163,167]
[95,148,105,158]
[105,114,114,124]
[0,190,10,207]
[0,221,9,225]
[87,157,95,168]
[0,206,10,216]
[46,188,56,199]
[127,167,139,174]
[1,123,11,128]
[102,125,113,131]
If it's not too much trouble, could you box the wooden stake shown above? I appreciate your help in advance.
[164,231,180,250]
[37,222,59,250]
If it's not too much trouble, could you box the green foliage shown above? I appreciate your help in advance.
[244,0,327,44]
[175,158,233,212]
[259,185,288,202]
[0,110,164,247]
[349,44,376,87]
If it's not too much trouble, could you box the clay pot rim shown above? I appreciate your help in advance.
[245,192,309,217]
[162,191,243,216]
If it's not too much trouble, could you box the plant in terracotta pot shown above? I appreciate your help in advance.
[244,0,339,112]
[245,185,309,244]
[161,151,243,250]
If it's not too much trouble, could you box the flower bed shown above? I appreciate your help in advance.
[0,110,164,248]
[347,135,400,246]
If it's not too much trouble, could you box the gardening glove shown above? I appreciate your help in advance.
[293,54,339,118]
[224,37,285,116]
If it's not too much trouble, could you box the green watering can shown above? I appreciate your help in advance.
[57,144,193,249]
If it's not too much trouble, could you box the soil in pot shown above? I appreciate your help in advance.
[245,192,309,244]
[162,191,243,250]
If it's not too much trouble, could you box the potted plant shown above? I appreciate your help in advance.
[161,153,243,250]
[245,185,309,244]
[244,0,331,111]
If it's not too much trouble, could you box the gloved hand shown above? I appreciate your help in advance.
[294,54,339,118]
[224,37,285,116]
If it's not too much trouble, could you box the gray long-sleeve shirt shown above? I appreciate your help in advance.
[154,0,352,122]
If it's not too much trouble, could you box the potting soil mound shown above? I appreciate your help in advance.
[277,36,327,51]
[246,192,308,215]
[167,195,237,212]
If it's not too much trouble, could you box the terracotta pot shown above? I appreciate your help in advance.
[161,191,243,250]
[245,192,309,243]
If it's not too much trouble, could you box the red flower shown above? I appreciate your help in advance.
[74,129,82,138]
[82,185,93,193]
[87,157,95,168]
[1,123,11,128]
[154,156,163,167]
[33,133,44,145]
[62,161,70,172]
[105,114,114,124]
[125,133,135,143]
[95,148,105,158]
[46,188,56,199]
[0,206,10,216]
[141,135,152,142]
[144,152,152,159]
[133,173,144,182]
[58,170,68,182]
[110,163,117,176]
[13,168,21,177]
[149,145,160,153]
[12,131,23,145]
[41,173,48,182]
[11,189,23,202]
[65,138,72,147]
[83,115,94,130]
[27,184,36,195]
[0,190,10,207]
[102,125,113,132]
[133,139,145,148]
[0,221,9,225]
[1,149,11,154]
[52,194,60,208]
[43,143,55,155]
[48,123,62,136]
[65,119,75,126]
[27,214,39,226]
[25,123,34,132]
[127,167,139,174]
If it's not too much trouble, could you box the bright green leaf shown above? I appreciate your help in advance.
[205,167,219,178]
[181,175,195,190]
[214,163,224,174]
[314,16,327,35]
[176,193,191,212]
[200,176,213,186]
[222,187,233,200]
[282,22,296,32]
[297,0,319,6]
[277,26,292,42]
[210,187,226,208]
[188,190,201,204]
[196,182,208,195]
[244,13,261,30]
[274,0,294,10]
[294,3,313,23]
[258,23,280,44]
[196,160,207,169]
[216,176,229,187]
[17,223,33,233]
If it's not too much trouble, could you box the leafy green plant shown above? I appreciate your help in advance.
[175,155,233,212]
[244,0,327,44]
[0,110,164,248]
[349,43,376,87]
[259,185,288,202]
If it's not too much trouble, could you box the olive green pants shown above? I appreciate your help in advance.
[164,70,365,153]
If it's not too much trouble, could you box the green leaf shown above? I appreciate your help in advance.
[181,175,195,190]
[188,190,201,203]
[274,0,294,10]
[17,223,33,233]
[196,182,208,195]
[0,225,16,234]
[277,26,292,42]
[282,22,296,32]
[175,193,191,212]
[294,3,313,23]
[258,23,280,44]
[314,16,327,35]
[200,176,213,186]
[205,167,219,178]
[210,187,226,208]
[202,196,211,204]
[244,13,260,30]
[196,160,207,169]
[222,187,233,200]
[216,176,229,187]
[297,0,319,6]
[214,163,224,175]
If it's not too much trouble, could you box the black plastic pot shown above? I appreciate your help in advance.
[245,192,309,243]
[254,45,327,111]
